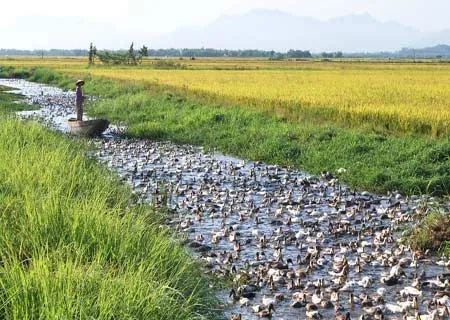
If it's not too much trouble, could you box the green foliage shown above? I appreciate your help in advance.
[94,42,148,65]
[88,42,97,65]
[0,66,32,79]
[28,67,62,84]
[0,85,36,113]
[286,50,312,58]
[96,51,130,65]
[409,210,450,256]
[127,42,136,65]
[139,45,149,58]
[0,118,221,319]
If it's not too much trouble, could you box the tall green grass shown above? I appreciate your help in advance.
[0,66,32,79]
[0,85,37,113]
[0,118,220,319]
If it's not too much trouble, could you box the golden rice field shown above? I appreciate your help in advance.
[2,56,450,136]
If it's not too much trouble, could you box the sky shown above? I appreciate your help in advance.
[1,0,449,49]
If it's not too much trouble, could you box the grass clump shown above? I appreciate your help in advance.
[408,210,450,256]
[0,85,36,113]
[0,118,221,319]
[0,66,32,79]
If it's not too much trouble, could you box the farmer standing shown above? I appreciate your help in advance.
[75,79,85,121]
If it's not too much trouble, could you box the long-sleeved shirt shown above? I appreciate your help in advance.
[76,86,83,104]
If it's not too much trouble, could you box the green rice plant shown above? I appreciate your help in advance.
[0,118,221,319]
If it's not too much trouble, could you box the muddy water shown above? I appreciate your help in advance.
[2,79,449,320]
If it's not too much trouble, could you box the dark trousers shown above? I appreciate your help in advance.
[76,102,83,121]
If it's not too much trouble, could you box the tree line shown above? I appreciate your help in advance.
[2,45,448,59]
[145,48,312,58]
[0,47,311,59]
[0,49,88,56]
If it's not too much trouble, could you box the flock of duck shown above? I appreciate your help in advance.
[2,79,449,320]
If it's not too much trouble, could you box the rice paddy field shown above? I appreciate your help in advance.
[2,56,450,136]
[1,57,450,196]
[89,65,450,136]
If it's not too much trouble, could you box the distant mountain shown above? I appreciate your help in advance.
[397,44,450,58]
[150,9,448,52]
[3,9,450,52]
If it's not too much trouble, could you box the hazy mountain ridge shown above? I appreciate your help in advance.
[397,44,450,58]
[151,9,449,52]
[1,9,450,52]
